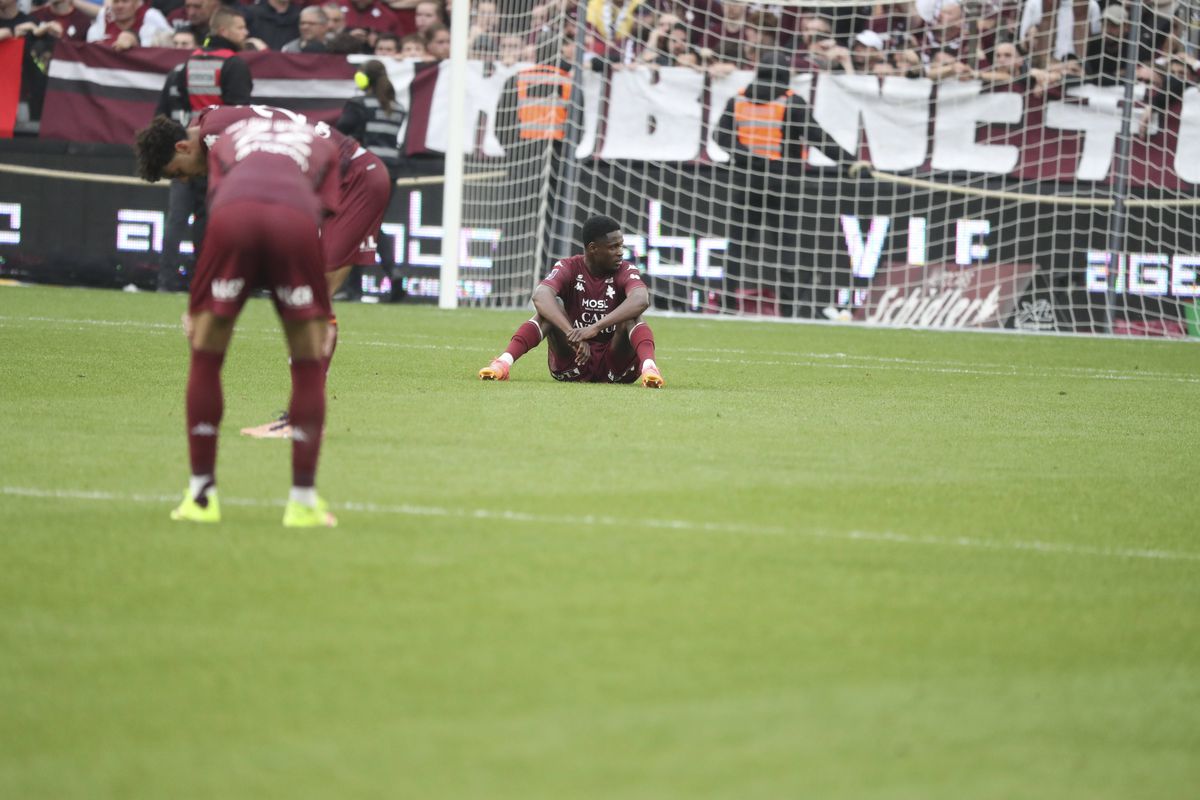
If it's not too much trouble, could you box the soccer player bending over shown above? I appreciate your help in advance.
[479,216,663,388]
[135,114,340,527]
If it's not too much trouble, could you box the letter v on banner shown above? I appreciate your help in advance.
[0,38,24,138]
[841,214,889,279]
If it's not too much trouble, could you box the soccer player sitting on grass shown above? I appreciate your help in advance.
[479,216,664,388]
[134,114,341,527]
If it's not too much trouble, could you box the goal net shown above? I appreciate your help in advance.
[448,0,1200,336]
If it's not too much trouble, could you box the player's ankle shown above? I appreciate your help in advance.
[189,474,215,501]
[289,486,318,508]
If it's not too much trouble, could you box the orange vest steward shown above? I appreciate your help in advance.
[734,89,793,160]
[517,66,572,141]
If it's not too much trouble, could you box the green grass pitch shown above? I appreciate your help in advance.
[1,284,1198,799]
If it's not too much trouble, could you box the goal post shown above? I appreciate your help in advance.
[439,0,1200,335]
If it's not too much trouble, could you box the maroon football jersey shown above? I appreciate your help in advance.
[205,117,341,222]
[539,254,647,344]
[31,5,91,41]
[196,104,366,175]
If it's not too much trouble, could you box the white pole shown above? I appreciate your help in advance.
[439,0,472,309]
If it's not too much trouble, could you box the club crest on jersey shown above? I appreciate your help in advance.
[575,281,585,292]
[605,285,615,298]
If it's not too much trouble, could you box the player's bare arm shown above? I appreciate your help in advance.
[566,285,650,344]
[532,284,589,364]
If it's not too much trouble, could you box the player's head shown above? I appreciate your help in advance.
[134,115,206,182]
[581,215,623,273]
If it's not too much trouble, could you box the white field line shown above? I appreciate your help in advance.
[3,485,1198,565]
[3,314,1197,385]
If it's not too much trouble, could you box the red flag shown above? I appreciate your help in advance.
[0,38,24,138]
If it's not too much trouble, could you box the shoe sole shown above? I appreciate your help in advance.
[641,374,664,389]
[170,510,220,523]
[479,370,507,381]
[241,423,293,439]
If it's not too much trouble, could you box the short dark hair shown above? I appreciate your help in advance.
[209,7,243,38]
[581,215,620,247]
[134,115,188,182]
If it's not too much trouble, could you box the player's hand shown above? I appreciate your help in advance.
[566,324,598,344]
[573,340,590,366]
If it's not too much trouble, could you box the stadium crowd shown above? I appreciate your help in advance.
[3,0,1197,124]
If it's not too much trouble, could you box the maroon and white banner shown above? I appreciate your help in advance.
[41,41,359,145]
[40,44,1197,188]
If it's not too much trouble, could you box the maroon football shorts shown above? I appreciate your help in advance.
[321,153,391,271]
[190,200,332,322]
[548,339,638,383]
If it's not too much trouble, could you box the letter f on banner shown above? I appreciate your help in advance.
[841,215,889,279]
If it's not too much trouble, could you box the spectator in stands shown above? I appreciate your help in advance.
[281,5,329,52]
[1125,0,1175,63]
[850,28,888,74]
[413,0,442,34]
[585,0,650,65]
[342,0,401,40]
[921,0,965,61]
[796,21,853,73]
[243,0,299,51]
[888,44,925,77]
[380,0,420,38]
[702,0,747,54]
[87,0,172,49]
[170,25,195,47]
[422,19,448,59]
[166,0,215,43]
[31,0,95,43]
[976,38,1026,83]
[468,0,500,58]
[637,12,679,64]
[654,0,718,46]
[321,1,345,38]
[740,9,779,68]
[1083,3,1128,84]
[1019,0,1100,68]
[325,29,366,53]
[496,32,523,66]
[399,30,426,58]
[926,46,973,79]
[374,30,398,54]
[868,1,922,44]
[791,14,833,71]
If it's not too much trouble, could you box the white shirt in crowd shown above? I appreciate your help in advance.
[86,3,173,47]
[1019,0,1101,60]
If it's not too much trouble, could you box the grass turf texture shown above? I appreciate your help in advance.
[1,284,1197,799]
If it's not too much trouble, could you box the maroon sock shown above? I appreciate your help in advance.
[630,323,656,365]
[322,317,338,375]
[289,358,326,488]
[186,349,226,479]
[503,320,543,361]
